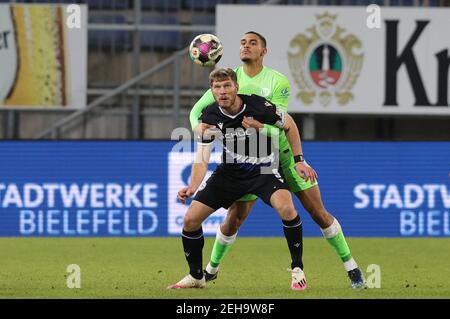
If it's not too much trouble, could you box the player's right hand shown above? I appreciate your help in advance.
[195,123,216,135]
[178,186,196,204]
[295,162,318,183]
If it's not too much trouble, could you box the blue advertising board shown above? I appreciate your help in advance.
[0,141,448,237]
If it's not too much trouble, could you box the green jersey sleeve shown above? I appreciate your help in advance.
[262,75,291,134]
[270,75,290,111]
[189,89,215,131]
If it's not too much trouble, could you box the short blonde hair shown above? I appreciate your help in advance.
[209,68,238,87]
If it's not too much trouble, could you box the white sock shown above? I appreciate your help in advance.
[343,258,358,272]
[216,226,237,245]
[320,218,341,239]
[206,263,219,275]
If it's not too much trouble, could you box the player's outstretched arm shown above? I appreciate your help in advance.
[178,143,212,204]
[189,89,215,131]
[283,114,317,183]
[282,114,302,157]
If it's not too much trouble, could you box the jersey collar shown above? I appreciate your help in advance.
[218,103,247,119]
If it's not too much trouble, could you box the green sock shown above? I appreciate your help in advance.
[210,239,233,267]
[322,218,352,262]
[209,229,237,268]
[326,230,352,262]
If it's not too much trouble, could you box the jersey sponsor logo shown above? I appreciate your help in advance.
[223,127,253,140]
[223,147,275,165]
[288,12,364,107]
[168,151,227,234]
[280,87,289,97]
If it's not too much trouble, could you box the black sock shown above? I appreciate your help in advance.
[182,228,204,280]
[282,215,304,270]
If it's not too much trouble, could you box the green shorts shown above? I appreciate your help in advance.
[236,148,318,202]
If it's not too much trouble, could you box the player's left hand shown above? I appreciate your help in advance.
[242,116,264,130]
[295,161,318,183]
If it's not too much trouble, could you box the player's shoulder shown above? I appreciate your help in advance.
[234,66,244,77]
[263,66,289,82]
[201,102,220,118]
[241,94,274,108]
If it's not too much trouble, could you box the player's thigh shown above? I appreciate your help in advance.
[269,189,297,220]
[184,200,216,230]
[226,199,257,223]
[281,154,318,193]
[252,170,295,219]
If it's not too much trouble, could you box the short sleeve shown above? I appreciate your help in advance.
[270,75,290,111]
[262,99,287,129]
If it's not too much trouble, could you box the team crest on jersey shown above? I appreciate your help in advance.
[261,87,270,97]
[287,12,364,106]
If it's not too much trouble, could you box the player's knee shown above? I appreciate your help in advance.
[183,214,201,231]
[276,203,297,220]
[220,223,238,236]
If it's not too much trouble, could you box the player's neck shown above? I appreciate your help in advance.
[243,62,264,78]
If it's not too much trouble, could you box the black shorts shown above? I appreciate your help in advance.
[193,165,289,210]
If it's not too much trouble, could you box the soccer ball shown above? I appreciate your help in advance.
[189,34,223,67]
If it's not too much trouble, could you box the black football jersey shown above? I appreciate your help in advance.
[198,94,286,173]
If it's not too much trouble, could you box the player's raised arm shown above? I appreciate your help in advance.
[190,89,215,131]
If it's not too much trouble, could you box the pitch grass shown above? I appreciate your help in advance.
[0,237,449,299]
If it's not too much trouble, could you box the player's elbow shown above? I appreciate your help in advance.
[189,112,199,131]
[284,114,297,132]
[283,119,292,133]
